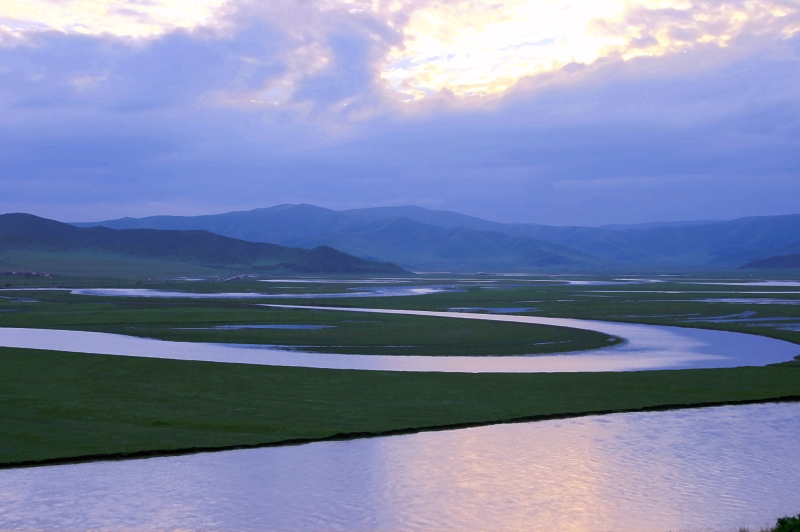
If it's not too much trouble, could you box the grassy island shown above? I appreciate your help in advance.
[1,347,798,467]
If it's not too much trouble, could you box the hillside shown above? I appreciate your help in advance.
[741,254,800,269]
[0,213,407,277]
[76,205,800,271]
[76,206,601,272]
[280,216,598,272]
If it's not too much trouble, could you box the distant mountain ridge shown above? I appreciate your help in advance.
[599,220,724,230]
[741,254,800,270]
[75,205,604,271]
[75,205,800,272]
[0,213,407,277]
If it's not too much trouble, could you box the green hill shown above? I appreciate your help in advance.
[75,205,603,272]
[741,253,800,269]
[0,213,407,278]
[281,216,598,272]
[75,205,800,272]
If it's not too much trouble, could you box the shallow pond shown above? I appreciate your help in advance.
[69,285,458,298]
[449,306,537,313]
[690,281,800,287]
[698,298,800,305]
[177,324,336,330]
[1,402,798,531]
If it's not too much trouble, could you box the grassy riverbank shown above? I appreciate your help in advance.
[1,347,798,468]
[2,274,799,468]
[744,513,800,532]
[0,288,618,356]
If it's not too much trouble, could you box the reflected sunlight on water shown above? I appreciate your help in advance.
[1,403,799,531]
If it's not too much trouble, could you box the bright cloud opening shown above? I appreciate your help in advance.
[0,0,228,39]
[0,0,797,103]
[382,0,800,98]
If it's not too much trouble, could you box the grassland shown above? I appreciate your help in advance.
[0,213,408,276]
[1,273,799,468]
[0,287,617,356]
[0,251,229,279]
[1,347,798,467]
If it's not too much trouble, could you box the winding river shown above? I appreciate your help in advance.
[0,305,797,372]
[2,302,799,530]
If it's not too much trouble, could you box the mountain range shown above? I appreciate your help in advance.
[74,205,800,272]
[0,213,406,277]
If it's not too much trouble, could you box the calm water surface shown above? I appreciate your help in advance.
[0,286,459,299]
[69,286,458,298]
[1,305,798,372]
[1,402,798,531]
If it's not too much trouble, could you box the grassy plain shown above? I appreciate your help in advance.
[1,347,799,467]
[0,251,228,279]
[1,273,799,467]
[0,286,617,356]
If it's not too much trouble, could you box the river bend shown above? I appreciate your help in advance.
[0,305,797,372]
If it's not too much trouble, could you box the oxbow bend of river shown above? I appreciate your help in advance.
[0,305,797,372]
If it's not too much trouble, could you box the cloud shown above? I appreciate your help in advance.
[3,0,797,107]
[0,0,229,39]
[0,25,291,112]
[383,0,800,98]
[0,1,797,224]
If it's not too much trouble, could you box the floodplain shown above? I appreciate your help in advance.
[1,272,799,468]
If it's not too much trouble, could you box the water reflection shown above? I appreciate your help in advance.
[69,286,458,298]
[690,281,800,287]
[698,298,800,305]
[1,403,798,531]
[1,302,798,371]
[449,306,536,313]
[176,324,336,330]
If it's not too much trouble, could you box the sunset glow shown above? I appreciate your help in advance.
[2,0,796,99]
[382,0,799,97]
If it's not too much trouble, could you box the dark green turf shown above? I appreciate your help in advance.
[1,348,798,467]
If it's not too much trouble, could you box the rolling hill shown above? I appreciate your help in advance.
[0,213,407,277]
[75,206,602,272]
[277,216,598,272]
[75,205,800,272]
[741,254,800,269]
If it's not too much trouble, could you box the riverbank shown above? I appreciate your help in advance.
[2,347,798,468]
[744,513,800,532]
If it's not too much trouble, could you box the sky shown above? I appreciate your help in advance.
[0,0,798,226]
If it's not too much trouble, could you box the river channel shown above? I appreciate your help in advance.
[1,402,798,531]
[1,302,799,530]
[0,305,797,371]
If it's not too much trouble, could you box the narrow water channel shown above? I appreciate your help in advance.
[2,402,798,531]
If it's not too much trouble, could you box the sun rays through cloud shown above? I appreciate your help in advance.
[382,0,799,98]
[2,0,797,103]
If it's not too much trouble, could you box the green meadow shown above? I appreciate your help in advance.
[0,287,619,357]
[2,348,799,467]
[1,274,799,467]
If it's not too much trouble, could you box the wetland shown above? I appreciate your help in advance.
[1,273,799,530]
